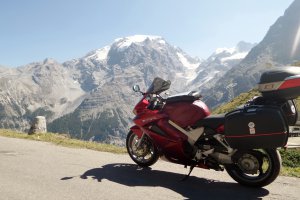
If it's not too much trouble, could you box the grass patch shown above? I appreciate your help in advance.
[279,148,300,177]
[279,148,300,168]
[280,167,300,178]
[0,129,126,154]
[212,89,260,114]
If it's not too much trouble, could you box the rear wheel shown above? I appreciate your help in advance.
[126,131,159,167]
[225,149,281,187]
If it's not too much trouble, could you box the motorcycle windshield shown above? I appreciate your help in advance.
[146,77,171,94]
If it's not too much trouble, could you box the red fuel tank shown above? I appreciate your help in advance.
[161,99,210,127]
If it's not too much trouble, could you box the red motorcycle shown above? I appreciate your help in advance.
[126,66,300,187]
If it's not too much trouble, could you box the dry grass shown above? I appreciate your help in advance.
[0,129,126,154]
[280,167,300,178]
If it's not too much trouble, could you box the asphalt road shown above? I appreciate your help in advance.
[0,136,299,200]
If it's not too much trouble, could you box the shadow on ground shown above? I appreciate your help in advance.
[61,163,269,200]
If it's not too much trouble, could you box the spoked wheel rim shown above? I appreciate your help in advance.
[127,133,156,164]
[234,150,272,181]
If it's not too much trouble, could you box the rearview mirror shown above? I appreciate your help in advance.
[132,85,141,92]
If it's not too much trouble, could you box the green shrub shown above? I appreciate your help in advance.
[279,148,300,168]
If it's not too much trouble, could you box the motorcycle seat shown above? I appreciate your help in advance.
[166,91,202,104]
[194,114,225,129]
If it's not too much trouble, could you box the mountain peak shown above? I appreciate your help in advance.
[114,35,165,49]
[43,58,59,65]
[208,41,255,63]
[83,35,167,62]
[84,46,111,62]
[214,41,255,56]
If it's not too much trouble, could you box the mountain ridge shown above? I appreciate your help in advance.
[1,0,298,145]
[200,0,300,109]
[0,35,213,144]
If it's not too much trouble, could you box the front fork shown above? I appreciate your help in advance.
[130,125,145,149]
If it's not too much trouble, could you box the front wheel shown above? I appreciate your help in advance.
[225,149,282,187]
[126,131,159,167]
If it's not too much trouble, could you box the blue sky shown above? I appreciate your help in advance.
[0,0,294,67]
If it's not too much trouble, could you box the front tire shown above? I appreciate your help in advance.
[225,149,282,187]
[126,131,159,167]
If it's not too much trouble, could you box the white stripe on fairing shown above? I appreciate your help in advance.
[285,75,300,80]
[258,81,284,92]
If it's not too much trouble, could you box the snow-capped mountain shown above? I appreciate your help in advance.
[83,46,111,63]
[114,35,166,50]
[0,35,202,145]
[64,35,201,92]
[190,41,255,90]
[49,35,203,144]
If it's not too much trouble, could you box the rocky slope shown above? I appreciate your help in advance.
[0,59,86,129]
[201,0,300,108]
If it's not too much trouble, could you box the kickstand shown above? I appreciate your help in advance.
[181,165,195,181]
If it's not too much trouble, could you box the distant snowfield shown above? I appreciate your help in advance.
[221,52,248,62]
[176,52,200,83]
[85,46,110,61]
[177,52,199,69]
[215,47,235,54]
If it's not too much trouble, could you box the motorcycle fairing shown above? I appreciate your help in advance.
[130,125,143,138]
[162,100,210,128]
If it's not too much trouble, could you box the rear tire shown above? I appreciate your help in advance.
[126,131,159,167]
[225,149,281,187]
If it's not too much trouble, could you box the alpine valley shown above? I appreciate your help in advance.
[0,0,299,145]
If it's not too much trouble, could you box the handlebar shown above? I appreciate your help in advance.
[146,94,165,110]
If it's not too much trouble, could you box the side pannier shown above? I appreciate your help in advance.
[224,106,288,149]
